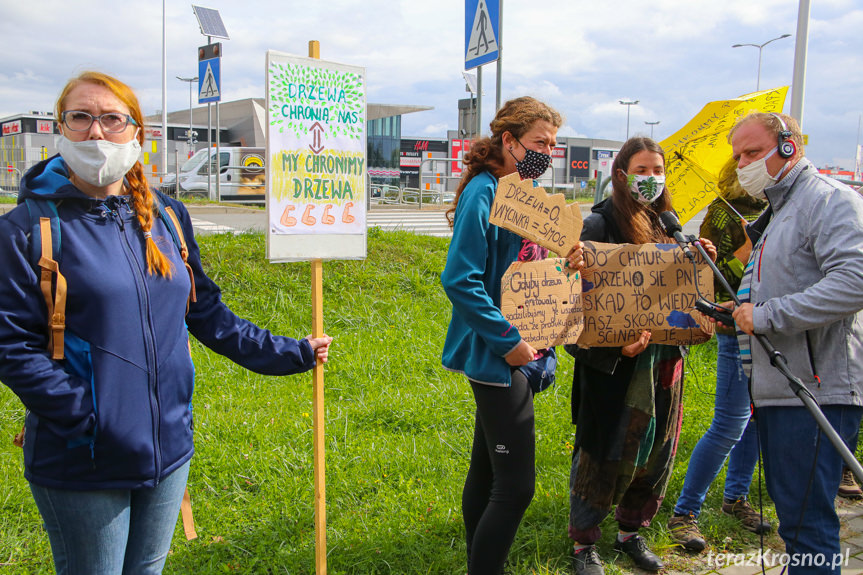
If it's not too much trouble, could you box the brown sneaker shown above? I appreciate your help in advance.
[838,467,863,499]
[722,498,772,534]
[667,513,707,552]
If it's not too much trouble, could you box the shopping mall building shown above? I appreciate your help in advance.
[0,98,622,199]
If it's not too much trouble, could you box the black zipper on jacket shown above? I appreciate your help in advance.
[106,200,163,485]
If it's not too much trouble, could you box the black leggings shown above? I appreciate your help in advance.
[463,371,535,575]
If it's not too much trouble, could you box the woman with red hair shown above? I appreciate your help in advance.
[0,71,332,574]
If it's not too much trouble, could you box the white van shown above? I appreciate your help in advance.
[160,147,265,202]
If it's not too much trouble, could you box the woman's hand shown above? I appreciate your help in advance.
[697,238,718,262]
[621,330,651,357]
[504,339,538,367]
[305,334,333,363]
[566,241,585,271]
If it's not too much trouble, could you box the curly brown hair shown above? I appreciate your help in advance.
[445,96,563,227]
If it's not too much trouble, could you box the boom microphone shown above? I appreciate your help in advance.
[659,211,694,261]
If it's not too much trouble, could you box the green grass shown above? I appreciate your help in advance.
[0,228,788,574]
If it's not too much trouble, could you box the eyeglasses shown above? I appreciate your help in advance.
[61,110,138,133]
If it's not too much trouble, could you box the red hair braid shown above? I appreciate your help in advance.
[127,162,173,278]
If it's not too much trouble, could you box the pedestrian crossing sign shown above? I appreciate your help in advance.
[198,55,221,104]
[465,0,500,70]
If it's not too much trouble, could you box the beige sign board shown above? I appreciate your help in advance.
[489,173,583,256]
[576,242,715,346]
[500,258,584,349]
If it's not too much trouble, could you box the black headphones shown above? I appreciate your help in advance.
[771,113,796,159]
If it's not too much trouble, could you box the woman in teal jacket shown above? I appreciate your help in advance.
[441,96,581,575]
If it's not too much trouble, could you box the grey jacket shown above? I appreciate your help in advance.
[747,157,863,407]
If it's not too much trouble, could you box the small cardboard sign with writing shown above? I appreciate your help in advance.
[501,258,584,349]
[733,216,753,264]
[489,173,583,256]
[577,242,714,346]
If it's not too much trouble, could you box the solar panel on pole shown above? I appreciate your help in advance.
[192,5,229,39]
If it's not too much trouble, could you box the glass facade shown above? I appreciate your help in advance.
[367,115,401,188]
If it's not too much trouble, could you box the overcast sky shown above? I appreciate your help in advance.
[1,0,860,169]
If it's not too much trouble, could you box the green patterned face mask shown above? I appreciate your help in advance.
[627,174,665,204]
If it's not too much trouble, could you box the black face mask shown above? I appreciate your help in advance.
[508,139,552,180]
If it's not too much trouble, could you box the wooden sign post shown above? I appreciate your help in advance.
[266,40,367,575]
[308,40,327,575]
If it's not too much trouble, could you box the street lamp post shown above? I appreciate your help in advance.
[619,99,639,140]
[176,76,198,152]
[732,34,791,91]
[645,120,660,139]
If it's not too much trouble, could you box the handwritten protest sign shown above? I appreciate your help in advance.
[577,242,714,346]
[489,173,583,256]
[266,50,367,261]
[500,259,584,349]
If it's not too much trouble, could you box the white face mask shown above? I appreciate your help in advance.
[736,146,781,200]
[57,131,141,188]
[627,174,665,204]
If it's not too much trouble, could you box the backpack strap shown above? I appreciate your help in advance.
[24,199,67,360]
[156,201,197,311]
[181,487,198,539]
[154,198,200,540]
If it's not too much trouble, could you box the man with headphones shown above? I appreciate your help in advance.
[726,112,863,574]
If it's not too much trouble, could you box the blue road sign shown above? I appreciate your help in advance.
[198,57,221,104]
[465,0,500,70]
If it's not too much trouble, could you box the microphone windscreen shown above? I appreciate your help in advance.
[659,211,683,235]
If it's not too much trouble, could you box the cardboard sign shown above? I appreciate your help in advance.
[577,242,714,346]
[733,216,753,264]
[489,172,583,256]
[501,258,584,349]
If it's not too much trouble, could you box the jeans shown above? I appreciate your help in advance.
[29,460,191,575]
[463,370,535,575]
[674,334,759,515]
[758,404,863,575]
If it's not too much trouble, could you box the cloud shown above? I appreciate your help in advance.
[0,0,859,169]
[420,123,451,136]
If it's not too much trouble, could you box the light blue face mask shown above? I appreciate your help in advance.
[626,173,665,204]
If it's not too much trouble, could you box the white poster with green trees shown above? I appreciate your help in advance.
[266,50,367,261]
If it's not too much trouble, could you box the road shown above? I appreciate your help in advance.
[0,202,707,239]
[186,204,708,239]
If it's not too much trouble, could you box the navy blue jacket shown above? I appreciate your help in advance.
[0,156,316,490]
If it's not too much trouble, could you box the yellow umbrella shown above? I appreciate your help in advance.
[660,87,788,224]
